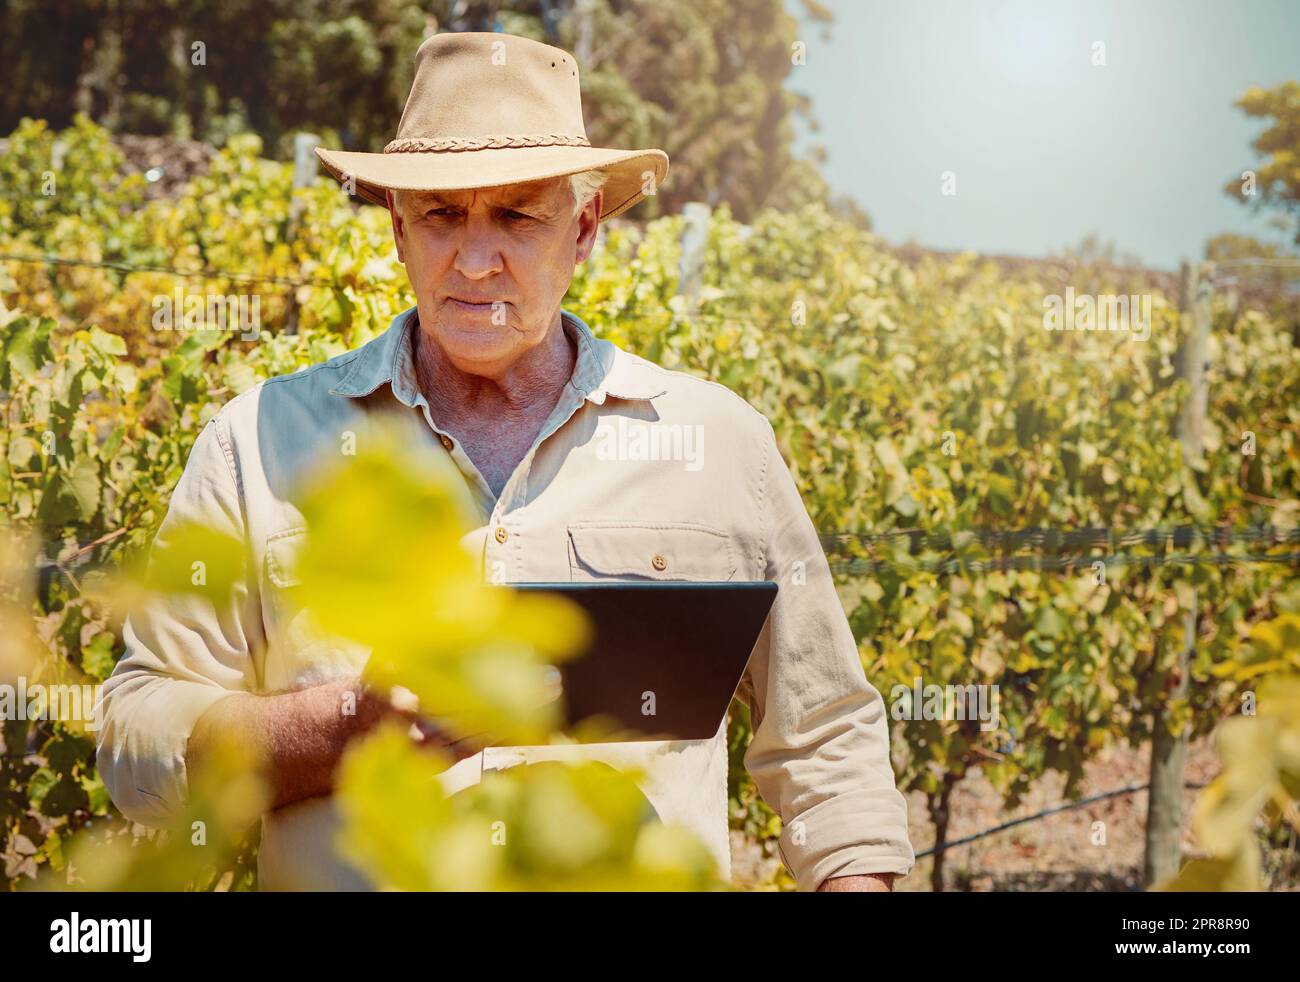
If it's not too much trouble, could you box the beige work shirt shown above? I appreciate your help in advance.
[96,306,914,891]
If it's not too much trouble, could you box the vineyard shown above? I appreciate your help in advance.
[2,117,1299,891]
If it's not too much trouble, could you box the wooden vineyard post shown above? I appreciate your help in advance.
[1143,260,1214,887]
[678,201,711,317]
[284,132,319,337]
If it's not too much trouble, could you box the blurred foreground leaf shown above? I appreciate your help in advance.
[294,417,590,745]
[335,724,719,891]
[41,728,266,891]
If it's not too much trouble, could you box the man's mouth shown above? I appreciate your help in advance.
[448,296,498,311]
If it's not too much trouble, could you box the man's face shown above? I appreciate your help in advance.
[389,177,601,379]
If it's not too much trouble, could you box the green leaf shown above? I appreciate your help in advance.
[45,731,92,777]
[87,325,127,357]
[1035,607,1064,639]
[63,454,102,521]
[4,315,53,381]
[81,631,119,680]
[7,435,39,469]
[39,775,90,818]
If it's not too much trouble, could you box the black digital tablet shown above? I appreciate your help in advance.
[507,581,778,743]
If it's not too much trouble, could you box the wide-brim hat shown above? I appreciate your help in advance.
[316,32,669,221]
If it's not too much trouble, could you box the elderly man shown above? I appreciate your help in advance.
[97,31,913,891]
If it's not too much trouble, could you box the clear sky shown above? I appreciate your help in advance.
[788,0,1300,270]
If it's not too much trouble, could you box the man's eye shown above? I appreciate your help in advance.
[428,208,457,217]
[503,210,533,222]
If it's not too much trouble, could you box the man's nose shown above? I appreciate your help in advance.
[453,221,504,280]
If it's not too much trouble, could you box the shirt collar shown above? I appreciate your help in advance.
[327,305,668,405]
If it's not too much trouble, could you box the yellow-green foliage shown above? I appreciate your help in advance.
[2,117,1297,890]
[1162,609,1300,890]
[19,421,718,891]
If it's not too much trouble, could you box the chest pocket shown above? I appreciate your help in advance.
[567,521,737,581]
[262,527,369,688]
[265,527,307,593]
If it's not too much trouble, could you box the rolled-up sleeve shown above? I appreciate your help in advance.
[95,416,260,826]
[739,422,914,890]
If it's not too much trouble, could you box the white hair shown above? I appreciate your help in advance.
[391,170,608,219]
[567,169,609,217]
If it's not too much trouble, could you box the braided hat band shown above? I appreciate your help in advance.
[384,134,593,154]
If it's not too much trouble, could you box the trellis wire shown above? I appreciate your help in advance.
[914,780,1209,861]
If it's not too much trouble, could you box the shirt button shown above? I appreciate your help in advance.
[439,434,453,451]
[651,553,667,571]
[495,526,509,544]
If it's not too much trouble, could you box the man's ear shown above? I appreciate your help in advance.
[574,190,602,264]
[387,190,406,263]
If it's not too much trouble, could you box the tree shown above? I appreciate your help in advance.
[1226,81,1300,248]
[0,0,843,223]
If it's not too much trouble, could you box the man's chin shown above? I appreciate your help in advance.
[430,329,520,377]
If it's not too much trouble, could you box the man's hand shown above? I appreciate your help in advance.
[339,679,490,765]
[817,873,896,892]
[187,676,484,812]
[378,683,487,760]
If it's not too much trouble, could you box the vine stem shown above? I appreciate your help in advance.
[66,524,132,559]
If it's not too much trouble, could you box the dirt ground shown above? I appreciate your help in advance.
[730,735,1296,891]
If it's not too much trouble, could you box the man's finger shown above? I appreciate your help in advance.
[411,720,490,760]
